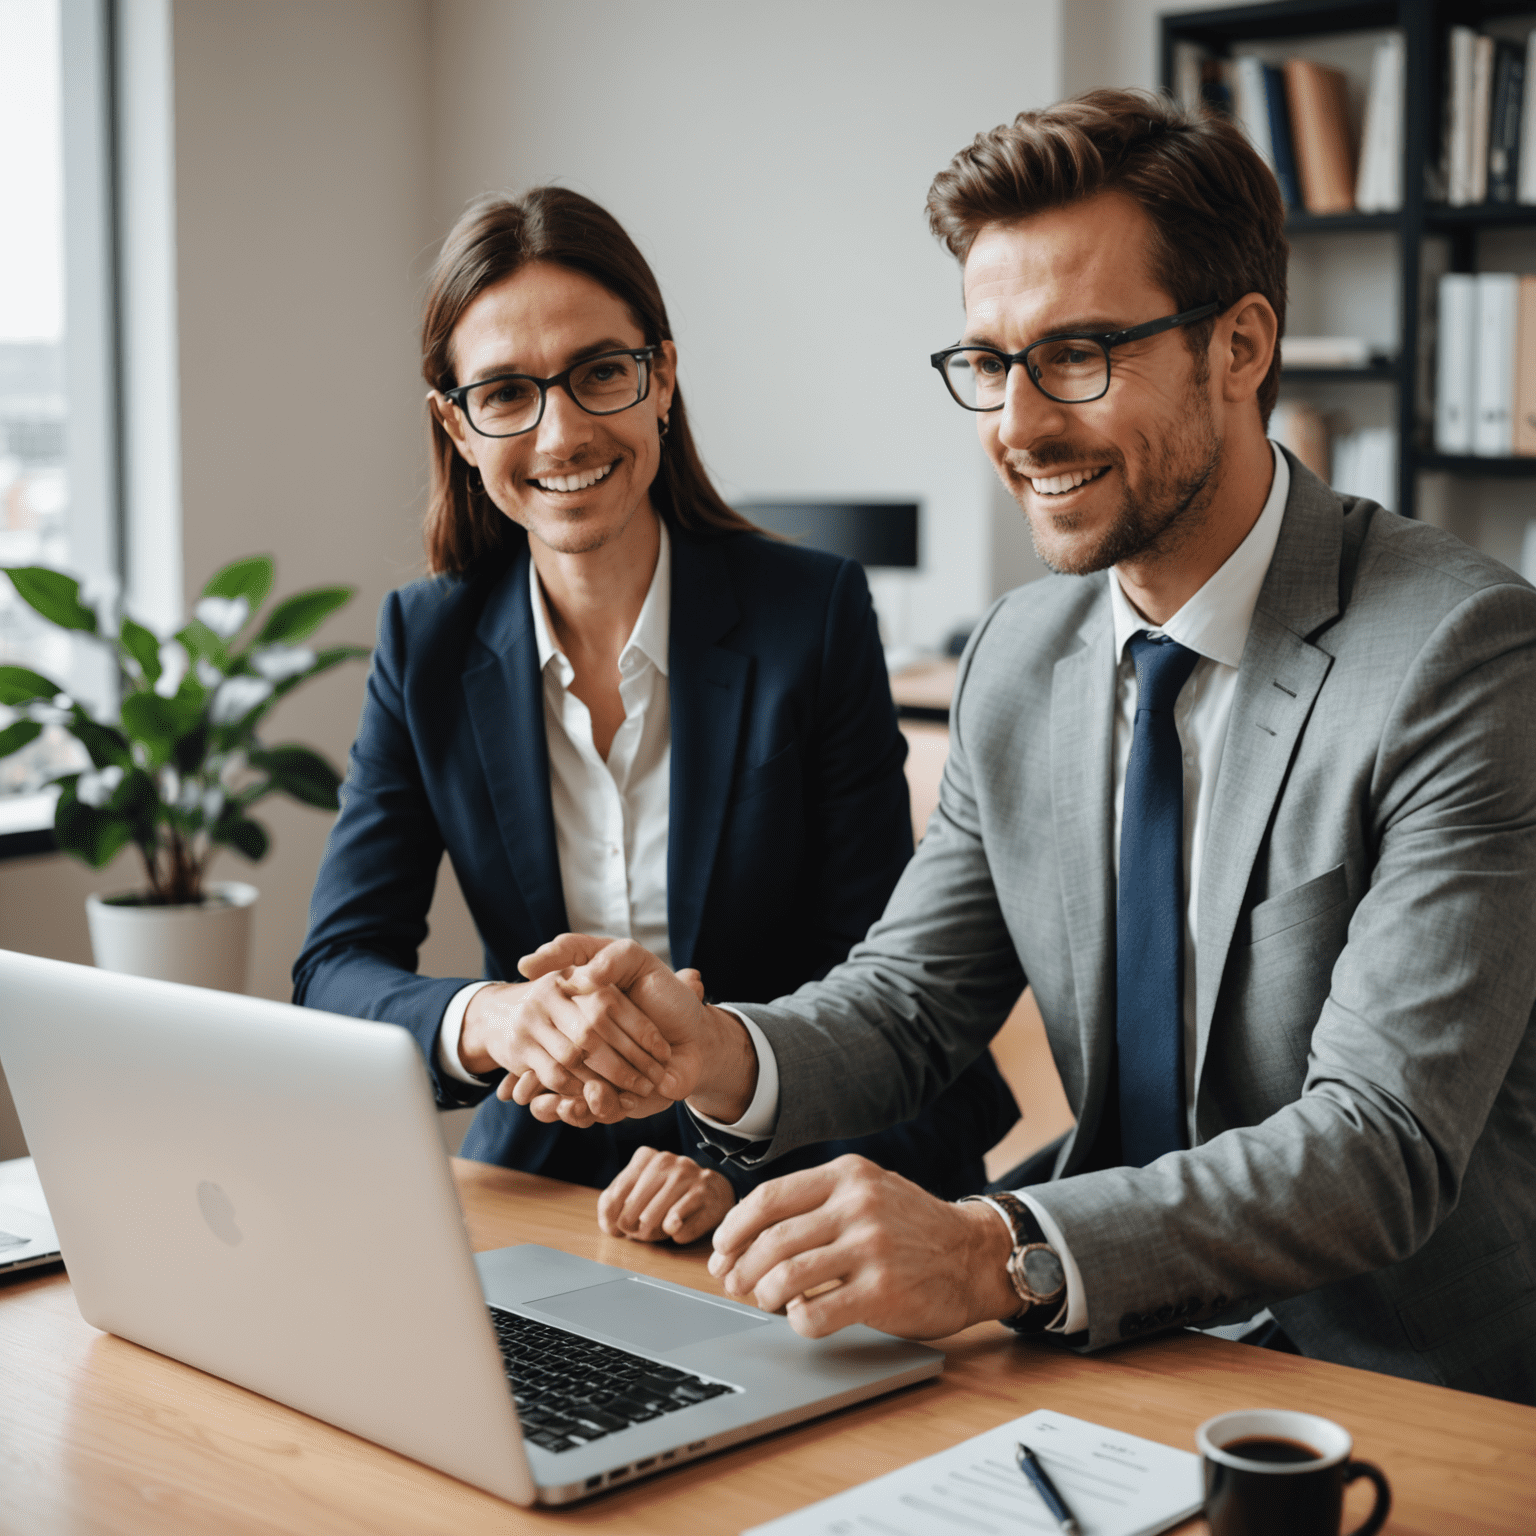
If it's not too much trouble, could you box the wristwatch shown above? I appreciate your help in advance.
[958,1191,1068,1334]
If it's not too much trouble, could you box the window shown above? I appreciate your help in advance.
[0,0,120,850]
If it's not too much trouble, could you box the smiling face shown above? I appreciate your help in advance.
[432,261,676,557]
[962,192,1224,578]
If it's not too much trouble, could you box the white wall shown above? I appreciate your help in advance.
[428,0,1063,647]
[167,0,495,1002]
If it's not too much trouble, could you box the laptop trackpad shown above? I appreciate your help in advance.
[526,1277,771,1352]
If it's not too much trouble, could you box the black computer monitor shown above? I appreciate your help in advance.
[738,502,920,569]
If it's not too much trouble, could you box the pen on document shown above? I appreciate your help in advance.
[1015,1442,1080,1535]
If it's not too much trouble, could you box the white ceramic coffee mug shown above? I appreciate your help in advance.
[1197,1409,1391,1536]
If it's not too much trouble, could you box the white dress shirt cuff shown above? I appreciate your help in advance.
[1016,1191,1088,1334]
[687,1008,780,1141]
[437,981,496,1084]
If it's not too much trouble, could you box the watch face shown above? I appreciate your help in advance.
[1021,1245,1065,1300]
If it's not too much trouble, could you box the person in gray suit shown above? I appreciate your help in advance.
[485,91,1536,1404]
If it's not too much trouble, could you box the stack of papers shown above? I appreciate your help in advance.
[743,1408,1203,1536]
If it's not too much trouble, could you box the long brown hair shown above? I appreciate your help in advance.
[926,89,1288,424]
[420,188,757,575]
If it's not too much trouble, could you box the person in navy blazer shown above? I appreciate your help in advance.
[293,187,1016,1240]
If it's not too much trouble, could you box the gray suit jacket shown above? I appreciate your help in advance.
[733,456,1536,1402]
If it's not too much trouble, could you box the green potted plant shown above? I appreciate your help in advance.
[0,554,368,991]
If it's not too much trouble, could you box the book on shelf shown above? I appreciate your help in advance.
[1271,401,1396,512]
[1232,57,1275,176]
[1488,40,1525,203]
[1447,27,1477,206]
[1521,32,1536,203]
[1173,40,1205,115]
[1356,36,1404,214]
[1474,272,1519,456]
[1470,34,1495,206]
[1176,43,1396,217]
[1441,24,1536,208]
[1285,60,1356,215]
[1200,57,1232,119]
[1231,57,1301,211]
[1264,62,1304,212]
[1435,274,1477,454]
[1269,400,1330,482]
[1332,427,1396,514]
[1515,275,1536,456]
[1434,272,1536,459]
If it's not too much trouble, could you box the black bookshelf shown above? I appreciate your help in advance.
[1285,209,1403,232]
[1163,0,1536,520]
[1417,452,1536,475]
[1282,363,1402,382]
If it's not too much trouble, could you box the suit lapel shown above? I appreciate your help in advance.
[667,534,748,970]
[1050,584,1118,1139]
[461,550,567,938]
[1192,460,1342,1094]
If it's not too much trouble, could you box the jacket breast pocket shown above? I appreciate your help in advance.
[1206,864,1356,1122]
[1242,863,1351,946]
[732,741,800,805]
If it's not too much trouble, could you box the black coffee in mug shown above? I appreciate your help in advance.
[1221,1435,1321,1464]
[1197,1410,1391,1536]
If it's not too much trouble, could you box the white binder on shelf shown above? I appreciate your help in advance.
[1356,36,1403,212]
[1435,272,1477,454]
[1474,272,1519,457]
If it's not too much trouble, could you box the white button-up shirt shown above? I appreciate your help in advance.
[437,522,675,1082]
[708,444,1292,1336]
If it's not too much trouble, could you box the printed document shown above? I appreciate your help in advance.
[742,1407,1203,1536]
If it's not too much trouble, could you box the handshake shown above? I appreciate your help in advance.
[454,934,1021,1344]
[457,934,761,1131]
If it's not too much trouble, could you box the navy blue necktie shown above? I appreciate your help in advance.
[1116,632,1199,1168]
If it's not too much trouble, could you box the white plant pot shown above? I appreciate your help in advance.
[85,881,258,993]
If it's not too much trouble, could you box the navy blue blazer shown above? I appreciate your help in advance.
[293,524,1017,1199]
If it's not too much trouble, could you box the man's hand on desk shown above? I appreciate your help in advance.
[598,1146,737,1244]
[708,1156,1021,1341]
[511,936,760,1127]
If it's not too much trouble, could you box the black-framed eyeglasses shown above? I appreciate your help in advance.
[929,302,1221,409]
[442,346,657,438]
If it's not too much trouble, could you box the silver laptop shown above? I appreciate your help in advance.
[0,1156,61,1275]
[0,949,942,1506]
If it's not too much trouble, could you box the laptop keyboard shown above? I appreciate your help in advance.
[489,1306,737,1454]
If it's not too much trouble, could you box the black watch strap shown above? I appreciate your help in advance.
[958,1191,1068,1336]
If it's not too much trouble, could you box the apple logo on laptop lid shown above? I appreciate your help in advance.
[197,1181,243,1246]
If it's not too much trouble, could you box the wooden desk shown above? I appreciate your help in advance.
[2,1160,1532,1534]
[889,658,957,723]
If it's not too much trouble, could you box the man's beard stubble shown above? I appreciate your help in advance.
[1003,376,1224,578]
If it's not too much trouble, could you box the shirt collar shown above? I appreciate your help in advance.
[1110,439,1289,668]
[528,517,672,678]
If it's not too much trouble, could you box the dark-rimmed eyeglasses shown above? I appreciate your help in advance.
[929,302,1221,409]
[442,347,657,438]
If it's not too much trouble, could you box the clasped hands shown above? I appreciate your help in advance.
[458,933,1020,1340]
[456,932,754,1127]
